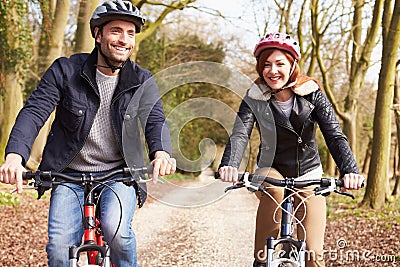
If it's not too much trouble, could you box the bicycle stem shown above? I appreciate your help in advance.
[281,189,294,237]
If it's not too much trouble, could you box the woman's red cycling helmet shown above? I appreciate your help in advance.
[253,32,301,61]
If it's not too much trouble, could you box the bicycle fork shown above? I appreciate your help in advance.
[69,193,112,267]
[266,192,306,267]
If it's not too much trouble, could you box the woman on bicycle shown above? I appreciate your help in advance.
[218,32,364,267]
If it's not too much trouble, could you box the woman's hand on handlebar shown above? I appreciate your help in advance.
[150,151,176,184]
[218,166,239,183]
[0,153,27,194]
[341,173,364,191]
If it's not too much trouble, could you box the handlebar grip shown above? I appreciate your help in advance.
[336,178,365,188]
[143,165,154,174]
[22,171,35,180]
[214,172,248,181]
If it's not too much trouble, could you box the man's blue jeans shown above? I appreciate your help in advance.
[46,173,138,267]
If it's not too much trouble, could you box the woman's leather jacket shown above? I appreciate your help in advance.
[220,80,359,178]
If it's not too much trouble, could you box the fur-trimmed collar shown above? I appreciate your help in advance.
[247,80,319,101]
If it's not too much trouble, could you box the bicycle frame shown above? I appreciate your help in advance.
[69,173,112,267]
[265,186,306,267]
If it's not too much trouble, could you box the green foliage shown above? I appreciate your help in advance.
[136,30,166,74]
[0,0,33,91]
[137,32,225,73]
[137,30,233,175]
[0,191,20,206]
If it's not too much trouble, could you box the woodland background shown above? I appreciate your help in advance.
[0,0,400,211]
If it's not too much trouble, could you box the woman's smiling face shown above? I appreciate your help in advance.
[262,50,292,90]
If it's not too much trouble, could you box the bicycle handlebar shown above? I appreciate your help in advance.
[20,166,154,199]
[22,166,153,182]
[215,172,361,199]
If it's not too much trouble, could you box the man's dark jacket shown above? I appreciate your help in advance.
[5,48,172,206]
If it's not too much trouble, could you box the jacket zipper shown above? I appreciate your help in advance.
[278,123,302,177]
[59,73,100,171]
[111,84,142,155]
[297,105,314,177]
[110,84,145,206]
[297,132,303,177]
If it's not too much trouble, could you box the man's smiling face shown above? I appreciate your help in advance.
[95,20,136,67]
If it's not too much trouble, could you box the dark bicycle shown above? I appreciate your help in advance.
[21,166,153,267]
[216,171,360,267]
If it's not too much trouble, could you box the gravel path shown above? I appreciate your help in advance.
[133,169,259,267]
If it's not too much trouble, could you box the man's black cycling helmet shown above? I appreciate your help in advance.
[90,0,145,37]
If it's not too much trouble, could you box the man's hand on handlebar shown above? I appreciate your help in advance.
[0,153,27,194]
[150,151,176,184]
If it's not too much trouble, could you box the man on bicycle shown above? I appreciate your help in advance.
[0,1,175,266]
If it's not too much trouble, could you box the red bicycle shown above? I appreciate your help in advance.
[22,166,153,267]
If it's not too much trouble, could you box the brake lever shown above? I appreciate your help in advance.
[122,174,165,185]
[225,172,265,193]
[224,172,250,193]
[242,172,263,192]
[224,183,245,193]
[334,189,355,199]
[314,177,336,196]
[9,184,36,194]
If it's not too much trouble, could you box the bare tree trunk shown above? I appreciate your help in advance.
[325,154,336,176]
[311,0,383,162]
[0,74,23,161]
[392,59,400,196]
[393,175,400,197]
[27,0,70,169]
[392,141,400,197]
[362,0,400,208]
[74,0,98,53]
[37,0,57,76]
[46,0,70,67]
[0,1,31,161]
[362,137,373,174]
[344,0,384,157]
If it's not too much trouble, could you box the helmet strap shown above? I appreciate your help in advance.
[94,30,126,74]
[95,45,126,73]
[288,59,297,77]
[260,59,298,94]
